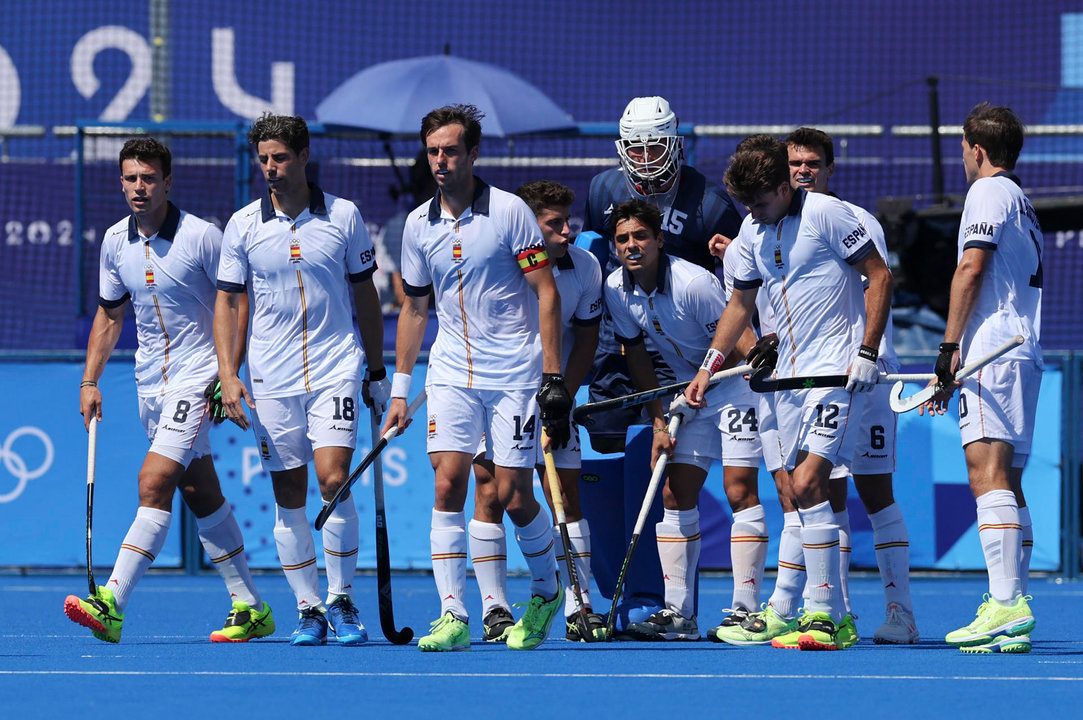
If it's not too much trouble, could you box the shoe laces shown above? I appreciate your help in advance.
[513,596,546,627]
[331,596,359,624]
[297,607,325,630]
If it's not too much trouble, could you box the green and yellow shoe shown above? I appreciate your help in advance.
[946,594,1034,648]
[836,614,859,649]
[712,604,798,646]
[64,586,124,643]
[771,609,813,649]
[960,633,1032,654]
[210,600,275,642]
[418,612,470,652]
[797,612,844,651]
[507,586,564,650]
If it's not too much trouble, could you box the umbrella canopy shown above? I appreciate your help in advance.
[315,54,575,137]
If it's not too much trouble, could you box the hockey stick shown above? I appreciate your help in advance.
[888,335,1024,413]
[314,391,427,531]
[540,429,600,643]
[85,416,98,595]
[573,363,753,426]
[370,409,414,645]
[605,412,683,641]
[747,366,935,392]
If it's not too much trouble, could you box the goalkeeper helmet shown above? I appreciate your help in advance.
[615,96,684,195]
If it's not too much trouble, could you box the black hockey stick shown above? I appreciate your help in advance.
[314,391,426,531]
[747,366,934,392]
[541,429,601,642]
[605,412,683,641]
[370,409,414,645]
[85,416,99,595]
[573,363,752,426]
[888,335,1024,413]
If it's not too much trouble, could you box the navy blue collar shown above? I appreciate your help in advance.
[261,183,328,223]
[993,170,1022,187]
[786,187,806,216]
[622,252,671,294]
[427,177,491,221]
[127,202,180,242]
[556,251,575,270]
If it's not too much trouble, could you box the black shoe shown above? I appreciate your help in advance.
[565,609,607,641]
[482,606,515,642]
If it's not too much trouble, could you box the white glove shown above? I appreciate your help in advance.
[668,391,698,423]
[845,346,880,393]
[363,369,391,413]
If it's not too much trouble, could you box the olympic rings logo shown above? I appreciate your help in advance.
[0,427,54,503]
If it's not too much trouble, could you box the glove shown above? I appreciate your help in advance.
[935,342,959,390]
[668,392,698,424]
[744,333,779,370]
[362,367,391,413]
[203,376,227,425]
[537,373,573,449]
[845,345,880,393]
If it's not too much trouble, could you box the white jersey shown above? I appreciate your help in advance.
[530,243,603,367]
[730,190,872,377]
[401,179,549,391]
[957,173,1043,368]
[605,254,725,383]
[844,200,898,371]
[217,187,377,399]
[99,203,220,397]
[722,231,776,337]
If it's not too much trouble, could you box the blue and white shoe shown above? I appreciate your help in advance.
[289,607,328,646]
[327,595,368,645]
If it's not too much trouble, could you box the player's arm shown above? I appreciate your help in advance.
[623,338,673,467]
[381,292,429,436]
[563,322,599,396]
[351,276,389,412]
[80,302,126,429]
[684,286,757,407]
[852,251,893,353]
[213,288,254,430]
[524,265,563,375]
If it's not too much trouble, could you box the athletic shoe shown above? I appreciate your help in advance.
[771,609,815,649]
[482,606,515,643]
[945,594,1035,648]
[711,604,798,646]
[873,602,919,645]
[565,609,607,642]
[507,586,564,650]
[64,586,124,643]
[626,609,700,641]
[706,607,750,641]
[326,595,368,645]
[836,614,859,649]
[960,633,1031,654]
[289,607,328,646]
[418,611,470,652]
[797,611,844,651]
[210,600,275,642]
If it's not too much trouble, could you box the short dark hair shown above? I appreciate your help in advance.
[785,127,834,167]
[736,133,784,154]
[119,137,171,178]
[248,113,310,155]
[420,104,485,151]
[963,102,1024,170]
[723,146,789,206]
[515,180,575,216]
[611,198,663,237]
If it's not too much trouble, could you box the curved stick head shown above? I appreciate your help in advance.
[747,366,775,393]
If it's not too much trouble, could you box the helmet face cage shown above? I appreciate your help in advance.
[615,96,684,194]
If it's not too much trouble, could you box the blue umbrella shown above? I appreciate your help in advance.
[314,54,575,137]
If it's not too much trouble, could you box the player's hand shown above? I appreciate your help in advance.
[537,373,573,449]
[684,369,712,409]
[935,342,961,392]
[381,396,410,436]
[650,422,675,468]
[846,345,880,393]
[79,383,103,431]
[744,333,779,370]
[219,374,253,430]
[362,367,390,414]
[708,233,733,260]
[203,376,228,425]
[668,392,699,424]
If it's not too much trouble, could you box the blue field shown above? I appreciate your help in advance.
[3,572,1081,719]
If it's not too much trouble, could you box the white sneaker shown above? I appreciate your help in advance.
[626,609,699,641]
[873,602,919,644]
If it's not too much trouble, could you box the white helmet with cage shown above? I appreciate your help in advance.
[615,96,684,195]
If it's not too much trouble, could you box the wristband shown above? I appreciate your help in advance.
[367,366,387,381]
[390,372,412,399]
[700,348,725,374]
[857,344,878,362]
[80,380,98,388]
[938,342,959,354]
[653,426,670,435]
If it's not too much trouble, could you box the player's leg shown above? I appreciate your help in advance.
[827,472,852,618]
[723,466,766,622]
[856,472,918,645]
[471,451,514,642]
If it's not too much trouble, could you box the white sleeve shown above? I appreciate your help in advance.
[573,251,603,323]
[199,222,224,286]
[399,213,431,291]
[98,236,127,304]
[959,179,1010,252]
[344,204,377,280]
[216,216,248,289]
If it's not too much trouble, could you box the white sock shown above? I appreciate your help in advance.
[558,519,594,615]
[976,489,1023,605]
[1019,505,1032,596]
[431,509,469,621]
[798,501,844,623]
[273,505,322,611]
[513,508,559,600]
[656,507,701,619]
[868,503,914,614]
[196,501,259,607]
[834,509,852,615]
[321,499,359,604]
[768,511,804,620]
[107,506,171,613]
[469,519,510,616]
[730,505,768,612]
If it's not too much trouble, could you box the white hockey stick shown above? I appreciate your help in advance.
[888,335,1025,413]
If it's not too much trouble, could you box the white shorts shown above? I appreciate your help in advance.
[717,382,763,469]
[250,380,360,472]
[776,386,865,471]
[959,360,1042,460]
[538,411,582,469]
[427,384,539,469]
[671,402,723,472]
[758,394,783,474]
[138,384,211,467]
[834,380,898,477]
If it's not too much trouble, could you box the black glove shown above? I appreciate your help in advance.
[935,342,959,390]
[537,373,573,449]
[745,333,779,370]
[203,376,227,425]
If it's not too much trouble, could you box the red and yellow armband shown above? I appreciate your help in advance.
[517,246,550,274]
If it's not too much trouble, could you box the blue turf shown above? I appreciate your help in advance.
[5,573,1082,718]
